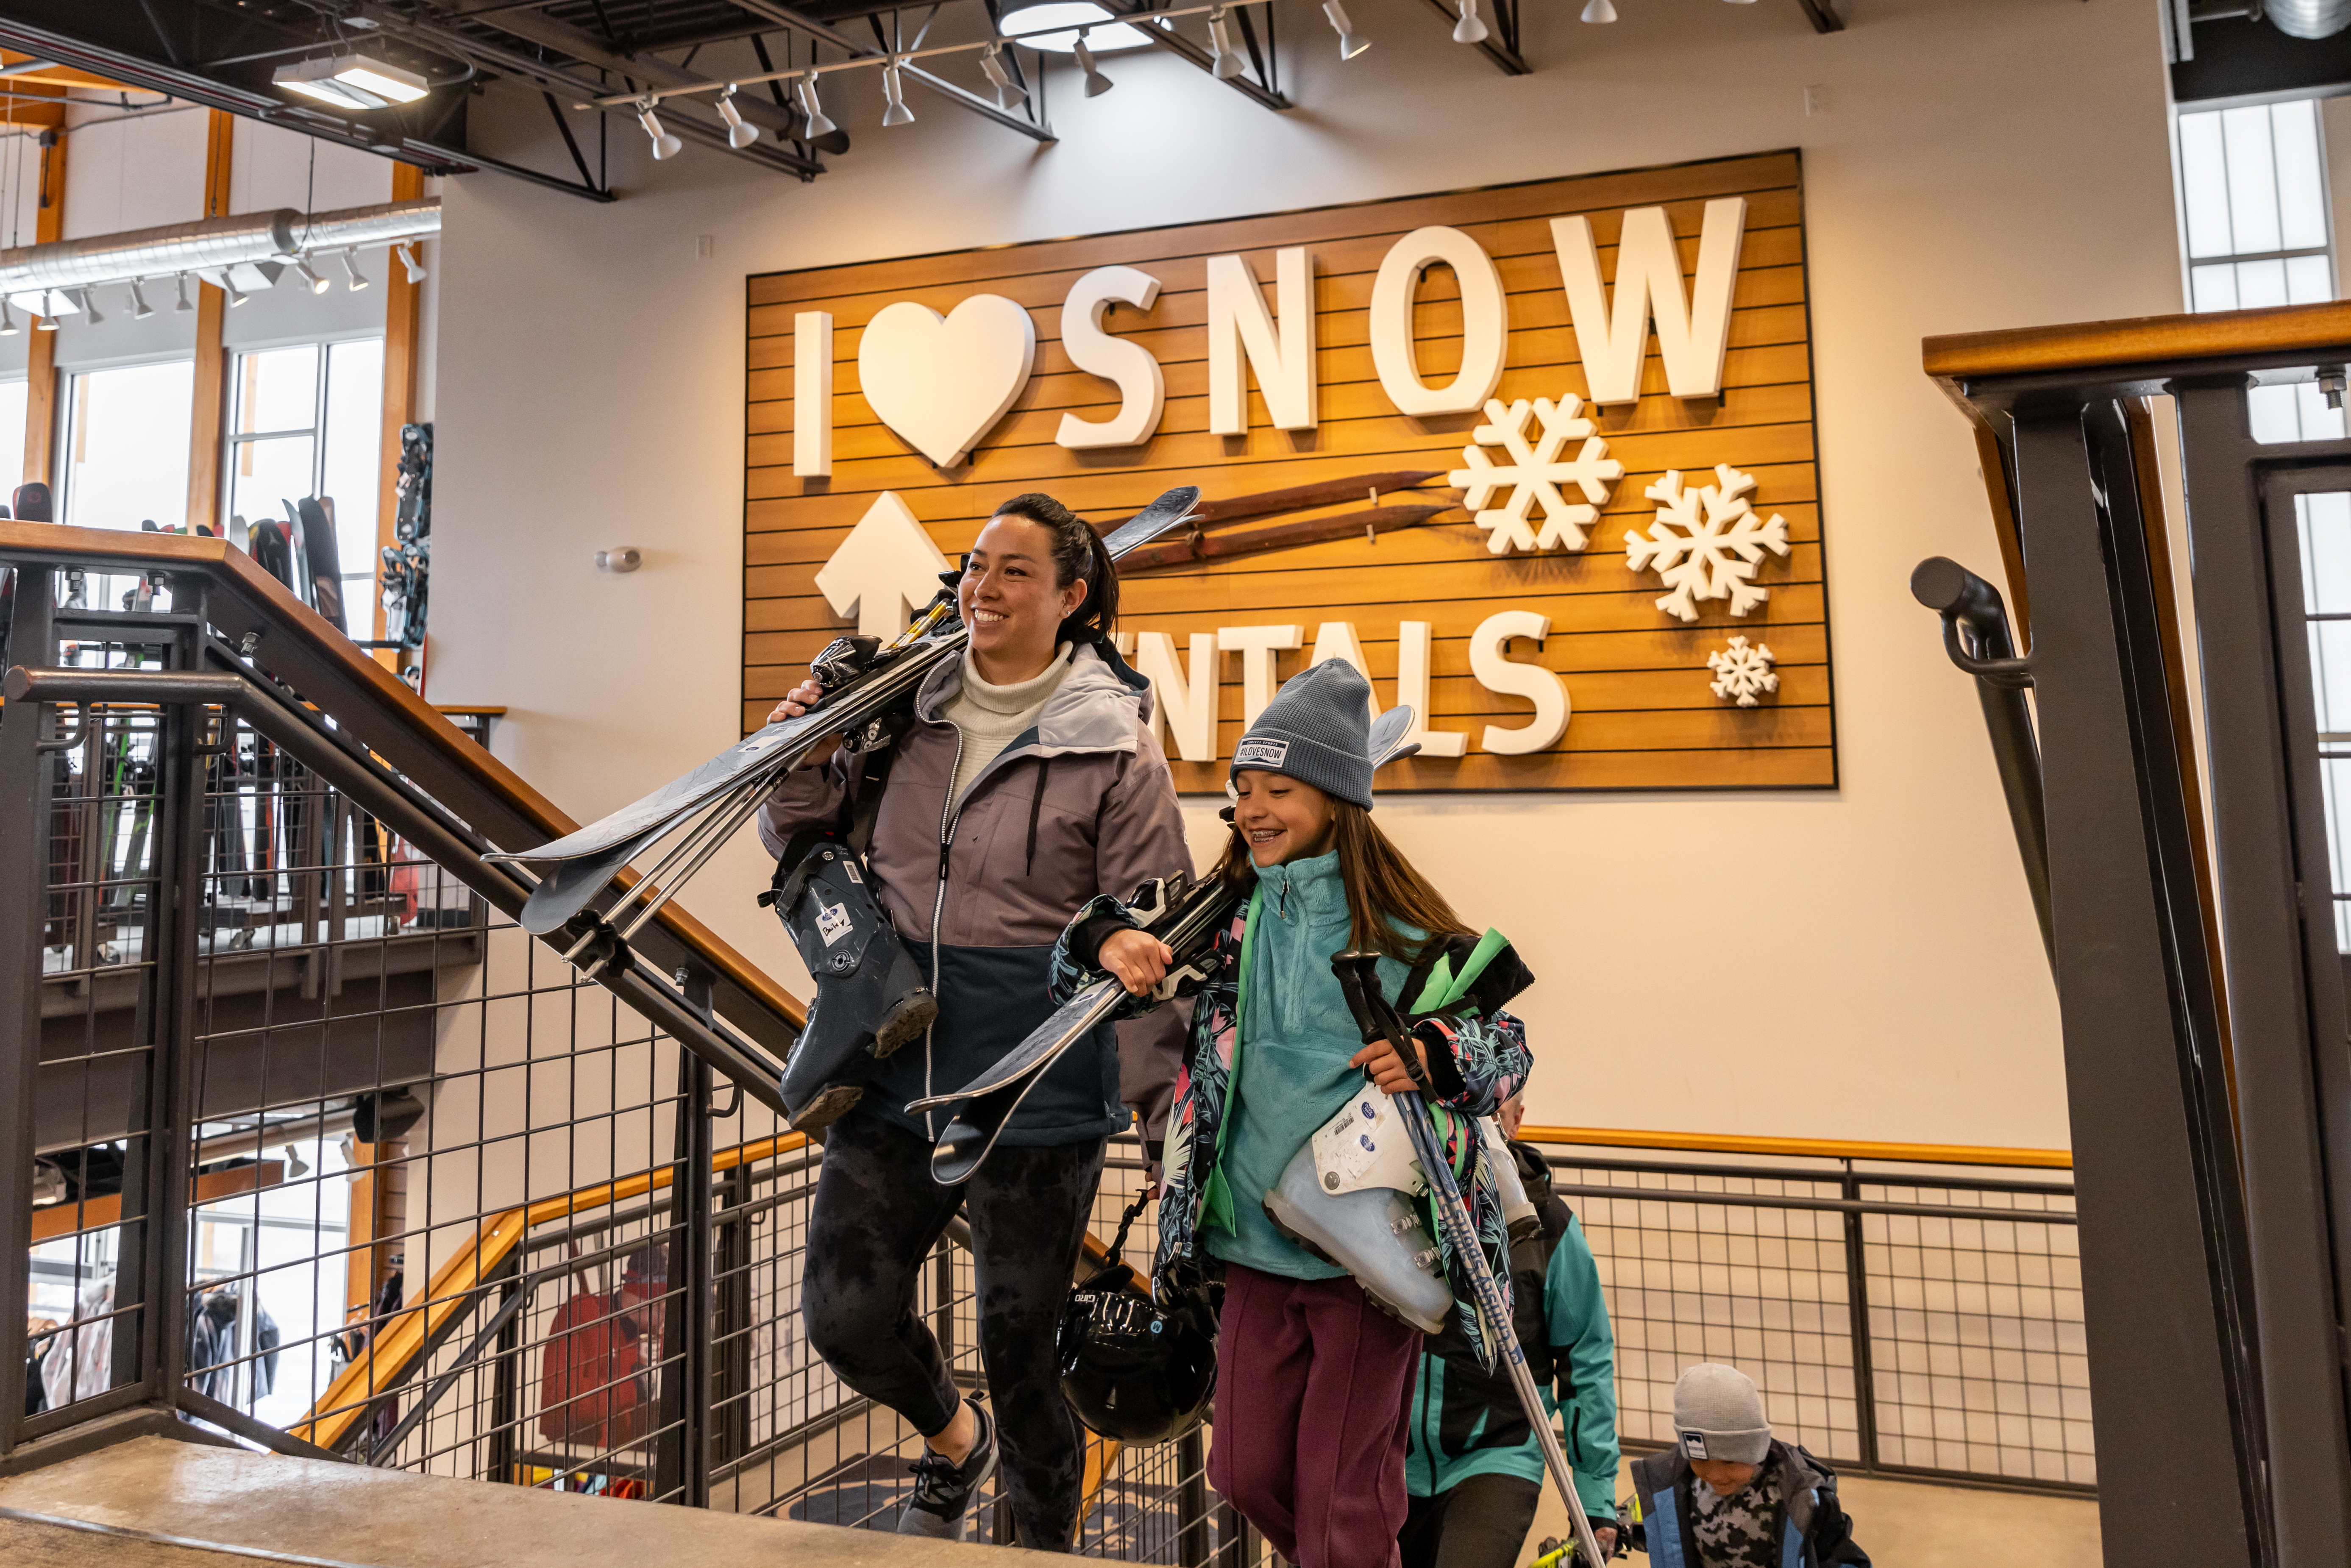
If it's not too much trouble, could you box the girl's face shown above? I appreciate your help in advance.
[1233,771,1338,867]
[960,514,1084,675]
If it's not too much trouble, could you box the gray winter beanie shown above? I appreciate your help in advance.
[1229,660,1375,809]
[1673,1363,1772,1465]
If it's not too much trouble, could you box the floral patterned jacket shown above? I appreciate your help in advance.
[1050,880,1533,1357]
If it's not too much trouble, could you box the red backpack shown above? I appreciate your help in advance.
[538,1252,655,1449]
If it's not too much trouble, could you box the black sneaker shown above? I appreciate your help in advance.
[896,1397,996,1540]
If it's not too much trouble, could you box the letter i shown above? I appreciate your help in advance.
[794,311,834,478]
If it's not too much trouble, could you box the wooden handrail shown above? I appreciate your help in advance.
[1923,298,2351,384]
[0,521,804,1036]
[1518,1124,2071,1169]
[293,1132,815,1451]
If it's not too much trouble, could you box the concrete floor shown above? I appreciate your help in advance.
[1515,1455,2103,1568]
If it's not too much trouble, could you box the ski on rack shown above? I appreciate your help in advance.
[486,487,1203,942]
[916,703,1422,1185]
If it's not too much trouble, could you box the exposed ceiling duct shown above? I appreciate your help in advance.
[0,198,438,314]
[2260,0,2351,39]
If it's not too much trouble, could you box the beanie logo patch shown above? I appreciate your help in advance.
[1681,1431,1710,1460]
[1233,737,1291,769]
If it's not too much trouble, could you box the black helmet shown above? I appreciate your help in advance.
[1056,1197,1215,1445]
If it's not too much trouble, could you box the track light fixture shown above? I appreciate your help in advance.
[979,42,1027,108]
[340,250,370,292]
[881,59,915,126]
[74,287,103,325]
[291,256,330,295]
[635,99,682,160]
[174,273,193,313]
[129,278,154,320]
[1207,7,1244,79]
[1580,0,1616,19]
[1453,0,1490,43]
[717,83,761,149]
[0,299,17,337]
[1321,0,1370,58]
[395,242,427,284]
[1074,30,1115,95]
[223,275,248,309]
[35,290,58,329]
[796,70,837,139]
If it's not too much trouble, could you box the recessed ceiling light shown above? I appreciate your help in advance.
[273,54,430,109]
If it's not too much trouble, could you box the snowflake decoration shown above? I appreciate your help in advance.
[1707,636,1779,707]
[1447,394,1625,555]
[1623,464,1792,623]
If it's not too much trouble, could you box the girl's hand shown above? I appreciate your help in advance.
[766,677,824,725]
[1349,1034,1431,1095]
[1099,929,1174,997]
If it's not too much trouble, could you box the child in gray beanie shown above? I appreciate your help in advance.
[1066,659,1536,1568]
[1625,1362,1872,1567]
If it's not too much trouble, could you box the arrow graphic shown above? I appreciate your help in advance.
[815,491,955,638]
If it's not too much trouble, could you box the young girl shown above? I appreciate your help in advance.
[1053,660,1531,1568]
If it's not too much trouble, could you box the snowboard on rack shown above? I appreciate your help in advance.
[486,487,1203,937]
[912,704,1423,1184]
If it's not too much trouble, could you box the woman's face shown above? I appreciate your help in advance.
[960,514,1085,675]
[1232,771,1338,867]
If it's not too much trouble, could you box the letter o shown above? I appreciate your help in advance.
[1369,226,1509,417]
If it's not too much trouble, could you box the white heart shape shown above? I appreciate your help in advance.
[858,295,1037,468]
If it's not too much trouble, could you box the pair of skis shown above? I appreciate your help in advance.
[484,487,1205,961]
[1329,954,1610,1568]
[911,704,1423,1184]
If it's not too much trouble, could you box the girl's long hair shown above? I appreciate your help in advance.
[1209,799,1470,961]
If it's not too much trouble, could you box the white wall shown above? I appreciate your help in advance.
[424,0,2185,1149]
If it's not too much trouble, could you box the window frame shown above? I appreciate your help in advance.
[57,350,200,533]
[221,331,384,529]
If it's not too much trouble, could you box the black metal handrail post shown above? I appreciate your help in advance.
[1176,1427,1210,1567]
[0,567,56,1454]
[656,970,716,1508]
[1840,1161,1880,1471]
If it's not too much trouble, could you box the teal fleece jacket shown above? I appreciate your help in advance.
[1405,1210,1619,1522]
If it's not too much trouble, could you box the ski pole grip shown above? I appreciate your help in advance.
[1330,951,1389,1047]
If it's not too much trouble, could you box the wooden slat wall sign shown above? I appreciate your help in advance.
[744,150,1833,792]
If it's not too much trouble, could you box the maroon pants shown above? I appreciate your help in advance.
[1208,1262,1423,1568]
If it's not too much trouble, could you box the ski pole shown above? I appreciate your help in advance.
[1331,953,1608,1568]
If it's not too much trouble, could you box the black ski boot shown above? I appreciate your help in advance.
[765,834,937,1132]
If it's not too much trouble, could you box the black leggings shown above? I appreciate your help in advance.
[801,1109,1106,1551]
[1398,1471,1543,1568]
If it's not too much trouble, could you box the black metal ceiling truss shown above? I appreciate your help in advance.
[1096,0,1288,111]
[1794,0,1844,34]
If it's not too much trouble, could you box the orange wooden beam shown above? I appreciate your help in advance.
[186,111,234,536]
[21,127,64,491]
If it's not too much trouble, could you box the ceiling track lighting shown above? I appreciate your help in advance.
[635,99,682,160]
[1321,0,1370,58]
[35,290,58,329]
[340,250,370,292]
[128,278,154,320]
[73,287,102,326]
[979,42,1028,108]
[881,59,915,126]
[1207,7,1244,79]
[1580,0,1617,20]
[1453,0,1491,44]
[223,275,248,309]
[1074,31,1115,95]
[716,83,761,149]
[290,256,331,296]
[173,273,193,313]
[395,242,427,284]
[796,70,837,141]
[0,299,17,337]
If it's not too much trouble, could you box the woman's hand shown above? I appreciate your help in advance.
[1099,928,1173,998]
[1349,1034,1431,1095]
[765,677,824,726]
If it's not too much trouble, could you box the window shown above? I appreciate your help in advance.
[0,375,25,503]
[61,359,195,531]
[226,338,384,615]
[2177,100,2343,442]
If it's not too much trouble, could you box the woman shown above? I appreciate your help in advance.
[757,492,1191,1547]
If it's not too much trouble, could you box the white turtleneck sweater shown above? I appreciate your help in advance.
[944,642,1074,804]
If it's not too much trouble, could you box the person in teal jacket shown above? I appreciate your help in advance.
[1402,1096,1619,1568]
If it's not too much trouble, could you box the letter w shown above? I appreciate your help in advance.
[1551,198,1747,405]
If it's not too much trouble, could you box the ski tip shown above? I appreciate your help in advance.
[930,1120,987,1185]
